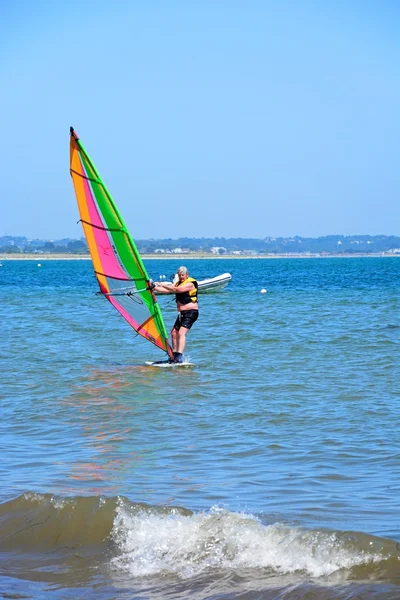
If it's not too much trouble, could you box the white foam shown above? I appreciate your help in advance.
[110,505,382,579]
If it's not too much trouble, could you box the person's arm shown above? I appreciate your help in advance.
[153,281,195,294]
[171,282,195,293]
[153,282,175,294]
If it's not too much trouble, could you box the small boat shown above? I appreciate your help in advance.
[156,272,232,294]
[197,272,232,293]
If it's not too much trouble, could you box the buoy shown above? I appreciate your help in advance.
[37,264,41,267]
[260,288,267,294]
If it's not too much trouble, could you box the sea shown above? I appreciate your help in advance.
[1,257,399,600]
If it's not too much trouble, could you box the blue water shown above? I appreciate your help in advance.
[1,257,399,599]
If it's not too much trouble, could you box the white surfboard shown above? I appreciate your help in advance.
[145,361,195,368]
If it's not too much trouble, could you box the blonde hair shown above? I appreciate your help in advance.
[177,266,188,275]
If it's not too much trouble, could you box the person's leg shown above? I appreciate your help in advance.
[171,327,178,352]
[176,327,189,354]
[175,311,198,359]
[171,315,181,352]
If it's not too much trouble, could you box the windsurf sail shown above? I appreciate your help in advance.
[69,127,173,359]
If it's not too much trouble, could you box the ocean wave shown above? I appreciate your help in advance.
[1,493,398,585]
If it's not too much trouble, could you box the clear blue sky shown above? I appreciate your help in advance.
[2,0,400,240]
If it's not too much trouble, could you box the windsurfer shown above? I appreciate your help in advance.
[153,266,199,363]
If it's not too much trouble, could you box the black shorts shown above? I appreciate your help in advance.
[173,310,199,331]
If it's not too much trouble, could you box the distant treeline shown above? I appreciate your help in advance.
[1,235,400,254]
[136,235,400,254]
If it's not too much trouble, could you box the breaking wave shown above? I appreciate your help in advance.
[0,493,399,585]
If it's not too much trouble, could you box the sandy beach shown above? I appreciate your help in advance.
[0,253,239,260]
[0,252,397,261]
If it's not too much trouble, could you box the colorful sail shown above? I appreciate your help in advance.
[69,127,173,359]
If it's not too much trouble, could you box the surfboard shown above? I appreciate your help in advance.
[145,361,195,368]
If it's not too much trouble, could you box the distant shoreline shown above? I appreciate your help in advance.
[0,252,399,261]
